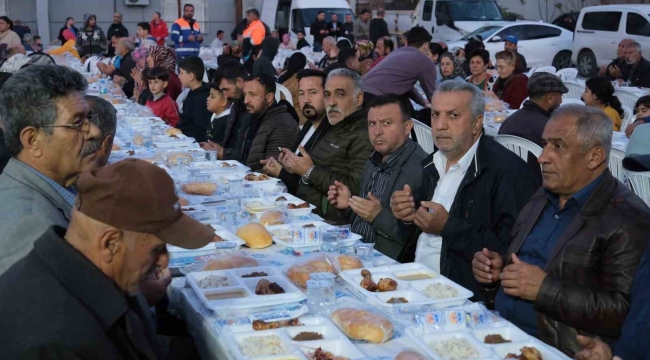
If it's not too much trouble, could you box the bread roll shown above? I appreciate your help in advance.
[133,134,144,146]
[203,255,259,271]
[167,152,194,165]
[396,350,428,360]
[331,308,393,344]
[259,210,285,226]
[181,182,217,196]
[112,144,121,151]
[236,223,273,249]
[165,128,183,136]
[338,254,362,271]
[287,258,335,288]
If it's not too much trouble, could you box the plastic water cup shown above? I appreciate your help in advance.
[205,150,218,162]
[354,242,375,260]
[320,229,339,253]
[228,178,243,195]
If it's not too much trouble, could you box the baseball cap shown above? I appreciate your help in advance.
[76,159,214,249]
[623,123,650,171]
[504,35,518,44]
[527,72,569,94]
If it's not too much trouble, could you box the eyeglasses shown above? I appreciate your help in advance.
[41,114,98,133]
[496,63,514,70]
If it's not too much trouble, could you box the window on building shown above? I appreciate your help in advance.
[162,0,209,34]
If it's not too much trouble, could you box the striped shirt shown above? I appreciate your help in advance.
[15,160,77,207]
[352,139,411,243]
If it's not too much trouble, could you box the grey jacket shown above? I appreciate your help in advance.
[0,159,72,274]
[351,140,429,261]
[353,19,369,41]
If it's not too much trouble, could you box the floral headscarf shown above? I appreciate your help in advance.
[150,46,177,73]
[132,46,151,70]
[355,40,374,58]
[439,53,467,82]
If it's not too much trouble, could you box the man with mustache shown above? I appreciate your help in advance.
[262,69,330,194]
[279,68,374,223]
[82,95,117,170]
[326,94,429,260]
[0,65,103,274]
[390,81,538,301]
[0,159,215,358]
[473,105,650,356]
[623,41,650,88]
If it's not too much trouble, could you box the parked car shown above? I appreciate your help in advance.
[552,11,579,32]
[572,5,650,77]
[446,21,573,69]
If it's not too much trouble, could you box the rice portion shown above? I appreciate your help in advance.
[428,338,480,359]
[198,275,230,289]
[239,335,288,356]
[423,283,459,299]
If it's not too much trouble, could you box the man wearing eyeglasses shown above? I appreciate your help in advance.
[0,65,102,274]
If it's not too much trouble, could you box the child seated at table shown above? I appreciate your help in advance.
[204,84,232,146]
[176,57,212,142]
[145,66,179,127]
[134,68,152,106]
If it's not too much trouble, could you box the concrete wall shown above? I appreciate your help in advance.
[7,0,236,44]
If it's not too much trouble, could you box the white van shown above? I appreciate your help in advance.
[572,5,650,77]
[244,0,355,45]
[381,0,510,42]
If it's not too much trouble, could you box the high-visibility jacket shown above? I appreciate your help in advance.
[242,19,265,46]
[171,18,202,57]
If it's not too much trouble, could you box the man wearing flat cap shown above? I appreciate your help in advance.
[0,159,215,359]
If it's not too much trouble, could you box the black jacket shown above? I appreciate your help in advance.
[514,50,528,73]
[498,100,550,148]
[222,99,249,159]
[310,20,329,44]
[297,38,310,50]
[114,51,136,99]
[352,140,429,261]
[327,21,344,40]
[0,226,167,359]
[253,37,279,77]
[58,26,79,44]
[177,83,213,142]
[342,22,355,43]
[244,103,299,171]
[280,119,330,194]
[369,18,390,44]
[231,19,248,40]
[605,58,628,81]
[206,110,231,146]
[106,23,129,57]
[404,134,539,303]
[627,57,650,88]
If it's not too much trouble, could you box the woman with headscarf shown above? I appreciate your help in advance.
[279,52,308,125]
[130,46,152,105]
[75,14,107,59]
[279,33,296,51]
[147,46,182,100]
[47,29,80,59]
[438,53,467,83]
[355,40,374,75]
[0,17,20,46]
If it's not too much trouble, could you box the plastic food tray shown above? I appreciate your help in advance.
[227,318,365,360]
[190,160,250,173]
[186,267,307,312]
[339,263,473,309]
[416,331,496,360]
[166,225,245,254]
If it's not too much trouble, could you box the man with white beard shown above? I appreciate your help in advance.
[278,68,373,224]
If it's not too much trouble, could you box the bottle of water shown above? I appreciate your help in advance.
[99,78,107,94]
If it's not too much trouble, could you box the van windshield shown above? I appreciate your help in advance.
[448,1,503,21]
[294,8,355,30]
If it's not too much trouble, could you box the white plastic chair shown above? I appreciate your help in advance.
[533,66,556,75]
[625,170,650,207]
[614,89,640,111]
[563,82,585,101]
[621,114,635,134]
[620,105,633,131]
[275,83,293,104]
[411,119,434,154]
[555,68,578,82]
[561,98,585,106]
[495,134,543,171]
[520,97,529,109]
[609,147,627,184]
[526,65,540,78]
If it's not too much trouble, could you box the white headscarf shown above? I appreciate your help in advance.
[0,54,31,73]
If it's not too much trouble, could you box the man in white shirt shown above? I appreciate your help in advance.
[390,81,538,302]
[211,30,225,49]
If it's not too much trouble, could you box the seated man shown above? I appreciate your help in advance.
[362,26,437,106]
[0,159,214,358]
[473,105,650,356]
[390,81,538,301]
[0,44,31,73]
[0,66,103,274]
[238,74,299,171]
[97,37,137,98]
[84,95,118,169]
[280,68,374,224]
[600,38,633,80]
[262,69,330,194]
[327,94,429,260]
[623,41,650,88]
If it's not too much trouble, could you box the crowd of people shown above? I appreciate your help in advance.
[0,6,649,360]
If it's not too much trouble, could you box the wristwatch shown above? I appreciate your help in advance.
[301,165,316,185]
